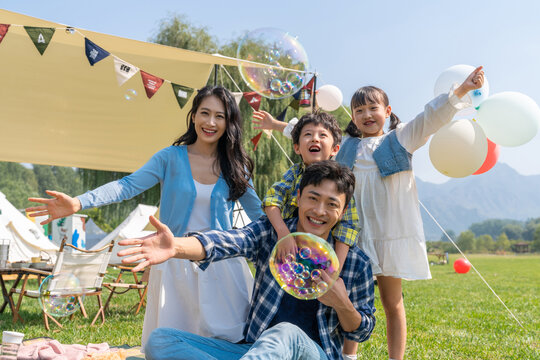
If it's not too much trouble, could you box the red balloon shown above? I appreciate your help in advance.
[473,138,500,175]
[453,258,471,274]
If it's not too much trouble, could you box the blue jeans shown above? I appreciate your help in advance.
[145,322,329,360]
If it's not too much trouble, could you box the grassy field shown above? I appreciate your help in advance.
[1,254,538,359]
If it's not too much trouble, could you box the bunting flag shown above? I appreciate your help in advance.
[276,107,288,122]
[289,98,300,111]
[24,26,55,55]
[243,92,261,111]
[0,24,10,45]
[140,70,164,99]
[171,83,194,109]
[113,57,139,86]
[250,131,263,151]
[304,75,315,91]
[232,92,243,106]
[84,38,110,66]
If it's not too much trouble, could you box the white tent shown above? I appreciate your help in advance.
[0,191,58,263]
[232,202,252,229]
[89,204,157,265]
[85,218,108,250]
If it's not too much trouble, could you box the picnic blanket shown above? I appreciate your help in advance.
[17,338,144,360]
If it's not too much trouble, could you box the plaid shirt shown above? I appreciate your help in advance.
[193,217,376,360]
[263,163,360,247]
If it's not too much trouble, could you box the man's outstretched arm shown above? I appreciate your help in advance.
[118,215,206,272]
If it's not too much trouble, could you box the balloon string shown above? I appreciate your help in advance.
[419,201,525,330]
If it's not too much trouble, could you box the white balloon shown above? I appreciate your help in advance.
[316,85,343,111]
[476,92,540,147]
[434,64,489,109]
[429,119,488,178]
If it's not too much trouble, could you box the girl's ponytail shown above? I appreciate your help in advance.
[388,112,401,131]
[345,120,362,138]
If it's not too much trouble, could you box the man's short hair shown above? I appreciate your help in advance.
[291,111,342,147]
[299,160,355,208]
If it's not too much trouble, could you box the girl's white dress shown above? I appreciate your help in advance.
[351,92,467,279]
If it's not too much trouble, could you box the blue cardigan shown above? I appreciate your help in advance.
[78,145,263,236]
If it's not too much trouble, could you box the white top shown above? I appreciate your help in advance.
[185,180,214,233]
[351,91,468,280]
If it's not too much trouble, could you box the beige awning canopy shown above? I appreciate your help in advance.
[0,10,243,172]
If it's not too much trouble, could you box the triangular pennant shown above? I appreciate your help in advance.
[232,92,243,106]
[84,38,110,66]
[293,89,302,100]
[251,132,263,151]
[243,92,262,111]
[276,108,288,122]
[24,26,55,55]
[0,24,10,45]
[140,70,164,99]
[113,57,139,86]
[171,83,195,109]
[303,76,315,91]
[289,98,300,111]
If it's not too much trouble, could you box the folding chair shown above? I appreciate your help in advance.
[103,265,148,315]
[9,238,114,330]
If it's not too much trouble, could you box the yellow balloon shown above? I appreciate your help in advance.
[429,119,488,178]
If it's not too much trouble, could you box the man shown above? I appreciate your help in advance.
[119,160,375,360]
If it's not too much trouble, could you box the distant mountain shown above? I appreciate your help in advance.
[416,163,540,240]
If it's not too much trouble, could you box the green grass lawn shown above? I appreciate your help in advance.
[1,255,538,359]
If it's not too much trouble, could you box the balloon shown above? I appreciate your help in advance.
[269,232,340,300]
[39,273,84,317]
[473,138,500,175]
[429,119,488,178]
[453,258,471,274]
[237,28,309,99]
[316,85,343,111]
[434,64,490,109]
[475,92,540,147]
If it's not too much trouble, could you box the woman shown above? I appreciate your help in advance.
[27,86,263,348]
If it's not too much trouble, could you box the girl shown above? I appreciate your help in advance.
[335,67,484,360]
[27,86,264,350]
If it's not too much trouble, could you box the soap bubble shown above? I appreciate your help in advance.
[269,232,339,300]
[39,273,84,317]
[237,28,309,99]
[124,89,137,101]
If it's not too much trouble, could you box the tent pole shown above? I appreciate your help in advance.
[311,74,317,112]
[213,64,218,86]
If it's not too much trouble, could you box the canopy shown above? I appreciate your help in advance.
[0,191,58,262]
[89,204,157,265]
[0,9,242,172]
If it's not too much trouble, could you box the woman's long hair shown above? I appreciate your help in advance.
[346,86,401,138]
[173,86,254,201]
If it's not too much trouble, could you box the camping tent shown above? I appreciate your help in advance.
[85,218,109,250]
[0,191,58,262]
[0,9,243,173]
[89,204,157,265]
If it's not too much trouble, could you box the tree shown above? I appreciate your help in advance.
[469,219,523,239]
[0,162,39,209]
[531,226,540,252]
[496,233,511,252]
[522,218,540,241]
[475,234,493,253]
[440,229,456,242]
[456,230,475,252]
[501,223,523,240]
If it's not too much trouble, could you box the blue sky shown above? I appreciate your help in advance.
[3,1,540,183]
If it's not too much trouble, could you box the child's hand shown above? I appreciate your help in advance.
[455,66,485,98]
[252,110,277,131]
[276,231,297,261]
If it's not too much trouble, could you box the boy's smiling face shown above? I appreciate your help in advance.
[293,123,340,165]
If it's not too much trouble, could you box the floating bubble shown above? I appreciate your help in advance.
[39,273,84,317]
[317,281,328,293]
[299,247,311,259]
[269,232,340,300]
[237,28,309,99]
[124,89,138,101]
